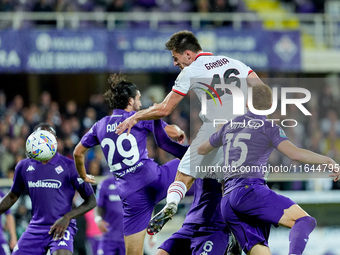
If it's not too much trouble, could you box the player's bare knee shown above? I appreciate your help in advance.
[248,243,271,255]
[279,204,310,228]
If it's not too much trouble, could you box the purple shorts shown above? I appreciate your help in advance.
[221,179,295,254]
[159,223,230,255]
[122,159,179,236]
[97,240,125,255]
[12,225,76,255]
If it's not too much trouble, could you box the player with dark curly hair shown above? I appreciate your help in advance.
[73,74,188,255]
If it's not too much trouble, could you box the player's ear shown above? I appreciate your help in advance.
[128,97,134,106]
[183,50,190,59]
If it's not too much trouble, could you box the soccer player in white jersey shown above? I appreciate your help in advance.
[116,30,266,231]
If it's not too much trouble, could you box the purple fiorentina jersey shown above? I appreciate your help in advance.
[81,109,167,199]
[96,176,124,242]
[209,112,288,192]
[183,178,226,229]
[11,153,94,231]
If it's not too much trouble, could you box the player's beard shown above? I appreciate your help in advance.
[133,103,141,111]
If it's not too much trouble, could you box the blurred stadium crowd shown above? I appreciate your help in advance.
[0,0,327,14]
[0,78,340,254]
[1,80,340,189]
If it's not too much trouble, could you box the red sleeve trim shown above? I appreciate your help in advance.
[248,70,254,75]
[172,89,186,96]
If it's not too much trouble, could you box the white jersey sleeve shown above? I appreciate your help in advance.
[172,68,192,96]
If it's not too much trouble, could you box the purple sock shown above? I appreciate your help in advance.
[288,216,316,255]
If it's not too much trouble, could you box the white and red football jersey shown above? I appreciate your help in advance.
[172,52,253,122]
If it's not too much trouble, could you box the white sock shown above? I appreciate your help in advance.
[166,181,187,205]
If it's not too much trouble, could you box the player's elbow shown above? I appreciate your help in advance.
[73,143,86,160]
[197,146,207,155]
[87,194,97,211]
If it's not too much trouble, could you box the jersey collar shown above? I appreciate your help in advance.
[245,111,267,120]
[46,152,60,165]
[194,52,213,61]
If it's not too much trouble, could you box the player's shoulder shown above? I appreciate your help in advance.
[95,115,112,126]
[55,153,74,166]
[265,122,287,136]
[217,54,250,70]
[16,158,33,170]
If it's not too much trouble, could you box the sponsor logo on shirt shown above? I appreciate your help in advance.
[113,162,144,178]
[109,184,116,190]
[26,165,35,171]
[58,241,68,246]
[109,194,121,201]
[55,165,64,174]
[279,128,287,138]
[77,178,84,185]
[28,179,62,189]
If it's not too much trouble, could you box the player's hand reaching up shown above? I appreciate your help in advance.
[49,216,71,240]
[116,115,138,135]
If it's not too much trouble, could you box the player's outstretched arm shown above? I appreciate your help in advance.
[277,140,339,180]
[0,192,19,215]
[73,142,96,184]
[116,91,184,135]
[49,193,96,240]
[153,119,188,159]
[197,140,215,155]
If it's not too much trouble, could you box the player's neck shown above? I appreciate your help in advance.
[193,50,203,59]
[41,154,57,164]
[124,105,133,112]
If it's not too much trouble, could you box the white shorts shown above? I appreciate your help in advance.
[178,122,224,180]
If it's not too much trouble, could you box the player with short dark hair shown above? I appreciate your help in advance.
[74,74,188,255]
[198,83,339,255]
[0,123,96,255]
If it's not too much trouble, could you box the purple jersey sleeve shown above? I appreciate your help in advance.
[70,165,94,199]
[153,119,188,159]
[269,124,288,148]
[209,125,226,148]
[81,122,100,148]
[11,160,26,196]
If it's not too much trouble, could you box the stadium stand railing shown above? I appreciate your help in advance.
[0,11,339,49]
